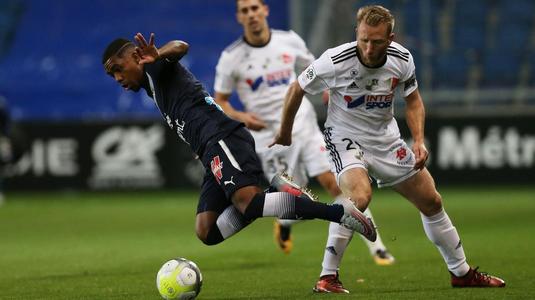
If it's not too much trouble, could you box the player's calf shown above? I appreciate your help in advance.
[196,207,248,245]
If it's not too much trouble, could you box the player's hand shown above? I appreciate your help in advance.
[269,130,292,148]
[134,33,159,64]
[412,142,429,170]
[241,112,267,131]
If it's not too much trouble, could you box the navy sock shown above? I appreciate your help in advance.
[243,193,265,222]
[204,224,224,245]
[294,196,344,222]
[244,192,344,223]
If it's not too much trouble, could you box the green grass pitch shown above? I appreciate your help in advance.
[1,186,534,299]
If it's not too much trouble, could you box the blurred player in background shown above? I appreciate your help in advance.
[214,0,394,293]
[0,96,13,205]
[102,32,377,253]
[271,5,505,288]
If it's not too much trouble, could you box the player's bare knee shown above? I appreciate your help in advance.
[232,186,262,214]
[351,191,372,211]
[195,216,216,245]
[196,226,224,246]
[430,191,443,211]
[421,191,443,216]
[195,227,210,245]
[231,198,249,214]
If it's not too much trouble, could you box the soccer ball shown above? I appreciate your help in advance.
[156,258,202,300]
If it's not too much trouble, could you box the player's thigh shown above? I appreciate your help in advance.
[338,167,372,207]
[300,127,332,181]
[201,127,263,201]
[196,172,231,237]
[393,167,442,215]
[323,127,370,186]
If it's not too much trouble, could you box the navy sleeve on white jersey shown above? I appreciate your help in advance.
[399,50,418,97]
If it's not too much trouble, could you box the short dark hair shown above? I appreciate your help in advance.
[101,38,134,65]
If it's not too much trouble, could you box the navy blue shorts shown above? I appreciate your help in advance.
[197,127,264,214]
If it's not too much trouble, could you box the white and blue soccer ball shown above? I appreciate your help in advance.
[156,258,203,300]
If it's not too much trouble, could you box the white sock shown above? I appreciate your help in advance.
[359,208,388,255]
[216,205,247,239]
[320,222,353,277]
[320,195,354,277]
[420,208,470,277]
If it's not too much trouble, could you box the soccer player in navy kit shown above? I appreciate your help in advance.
[101,32,376,246]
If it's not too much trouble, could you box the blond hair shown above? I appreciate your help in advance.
[356,5,395,35]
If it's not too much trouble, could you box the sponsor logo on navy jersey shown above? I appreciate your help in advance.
[211,155,224,183]
[223,176,235,186]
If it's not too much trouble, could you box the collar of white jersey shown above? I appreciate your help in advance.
[355,43,388,69]
[243,30,272,48]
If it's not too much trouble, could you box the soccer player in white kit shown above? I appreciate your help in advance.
[271,5,506,289]
[214,0,394,293]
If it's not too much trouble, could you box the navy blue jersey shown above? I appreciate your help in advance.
[141,59,242,156]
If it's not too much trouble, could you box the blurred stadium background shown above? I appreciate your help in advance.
[1,1,534,299]
[1,0,534,191]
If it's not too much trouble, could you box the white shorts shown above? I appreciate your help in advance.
[323,127,419,188]
[255,124,331,187]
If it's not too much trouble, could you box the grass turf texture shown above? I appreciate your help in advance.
[0,186,534,299]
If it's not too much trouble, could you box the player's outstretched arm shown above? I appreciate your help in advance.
[269,81,305,147]
[404,89,429,170]
[214,92,266,131]
[134,32,189,64]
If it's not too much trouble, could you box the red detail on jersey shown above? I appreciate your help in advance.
[320,145,327,152]
[396,147,407,160]
[211,156,224,183]
[391,78,399,90]
[344,95,353,103]
[281,53,293,64]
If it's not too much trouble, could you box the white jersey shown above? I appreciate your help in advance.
[297,41,418,146]
[214,29,317,147]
